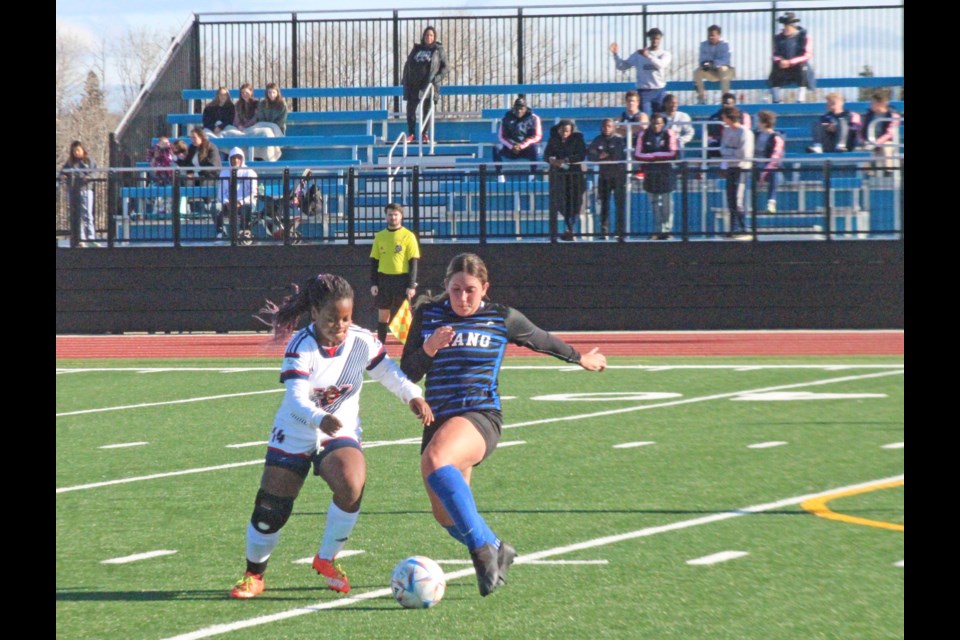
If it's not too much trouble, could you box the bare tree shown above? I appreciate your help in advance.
[56,26,89,169]
[112,26,174,113]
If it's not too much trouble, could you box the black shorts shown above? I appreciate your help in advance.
[375,273,410,313]
[421,410,503,465]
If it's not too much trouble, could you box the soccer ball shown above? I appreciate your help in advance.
[390,556,446,609]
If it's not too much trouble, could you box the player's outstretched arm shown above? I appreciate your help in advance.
[578,347,607,372]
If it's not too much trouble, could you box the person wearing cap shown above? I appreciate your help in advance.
[492,97,543,180]
[216,146,258,240]
[401,26,449,144]
[693,25,735,105]
[768,12,816,103]
[610,28,672,116]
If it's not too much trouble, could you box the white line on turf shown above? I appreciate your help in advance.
[160,474,903,640]
[56,389,284,417]
[686,551,749,565]
[747,441,788,449]
[56,370,904,494]
[436,559,609,565]
[497,440,526,448]
[99,442,149,449]
[882,442,904,449]
[894,560,904,568]
[101,550,177,564]
[225,441,268,449]
[292,550,365,564]
[614,441,656,448]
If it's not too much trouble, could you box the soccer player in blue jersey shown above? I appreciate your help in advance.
[400,253,607,596]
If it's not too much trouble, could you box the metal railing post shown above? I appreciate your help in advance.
[823,160,832,241]
[412,165,421,235]
[172,175,182,248]
[291,13,299,113]
[347,167,356,245]
[282,168,291,245]
[393,11,401,117]
[517,9,524,86]
[479,164,488,243]
[750,164,758,239]
[680,161,689,241]
[229,168,238,246]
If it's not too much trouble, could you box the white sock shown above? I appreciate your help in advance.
[246,522,280,564]
[317,501,360,560]
[798,87,807,102]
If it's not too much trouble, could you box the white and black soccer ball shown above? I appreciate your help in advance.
[390,556,446,609]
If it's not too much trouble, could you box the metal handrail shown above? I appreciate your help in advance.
[417,84,436,157]
[386,132,409,200]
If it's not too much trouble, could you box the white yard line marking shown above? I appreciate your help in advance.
[686,551,749,565]
[101,550,177,564]
[747,441,788,449]
[614,441,656,448]
[292,550,365,564]
[56,389,284,417]
[894,560,904,568]
[225,441,268,449]
[733,392,887,401]
[497,440,526,448]
[161,474,903,640]
[57,370,903,494]
[882,442,904,449]
[99,442,149,449]
[436,559,609,566]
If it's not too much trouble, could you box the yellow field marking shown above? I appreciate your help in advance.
[801,479,904,531]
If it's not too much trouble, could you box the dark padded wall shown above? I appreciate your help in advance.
[56,241,904,334]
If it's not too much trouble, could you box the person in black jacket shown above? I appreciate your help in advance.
[545,119,587,241]
[401,26,449,143]
[768,12,816,103]
[586,118,627,240]
[634,113,679,240]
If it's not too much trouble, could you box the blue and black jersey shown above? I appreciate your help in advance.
[400,300,581,421]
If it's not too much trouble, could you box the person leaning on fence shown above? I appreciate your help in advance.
[768,12,816,104]
[719,106,754,238]
[693,25,735,105]
[493,97,543,181]
[250,82,287,161]
[370,203,420,345]
[59,140,97,244]
[202,87,239,140]
[587,118,627,241]
[808,93,862,153]
[610,28,672,116]
[216,146,258,240]
[860,90,901,174]
[545,119,587,242]
[634,113,679,240]
[755,110,786,214]
[402,26,448,144]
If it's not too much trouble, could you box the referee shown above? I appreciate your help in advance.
[370,202,420,344]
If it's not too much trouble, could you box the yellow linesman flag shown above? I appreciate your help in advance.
[388,298,413,344]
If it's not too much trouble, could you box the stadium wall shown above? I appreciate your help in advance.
[55,241,904,334]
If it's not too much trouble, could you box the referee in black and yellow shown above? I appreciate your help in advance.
[370,202,420,344]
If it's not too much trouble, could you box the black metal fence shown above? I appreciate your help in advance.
[56,157,903,248]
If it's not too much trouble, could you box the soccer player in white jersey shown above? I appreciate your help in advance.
[229,274,434,599]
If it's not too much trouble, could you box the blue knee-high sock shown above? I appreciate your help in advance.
[427,465,498,550]
[445,525,468,545]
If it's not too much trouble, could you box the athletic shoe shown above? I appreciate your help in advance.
[806,144,823,154]
[497,174,506,184]
[469,543,501,596]
[560,230,575,241]
[422,133,430,143]
[528,174,537,182]
[767,199,777,213]
[496,541,517,586]
[406,134,416,143]
[229,571,265,599]
[313,556,350,594]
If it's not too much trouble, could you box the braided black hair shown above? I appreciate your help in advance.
[255,274,354,344]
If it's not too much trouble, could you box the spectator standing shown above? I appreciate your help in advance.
[60,140,97,244]
[587,118,628,241]
[719,106,754,238]
[634,113,679,240]
[707,93,752,159]
[202,87,239,139]
[808,93,862,153]
[768,12,816,103]
[610,29,672,115]
[693,25,735,105]
[755,110,786,213]
[493,97,543,181]
[860,91,901,174]
[661,94,694,151]
[616,90,649,152]
[401,26,449,144]
[369,203,421,345]
[251,82,287,161]
[545,120,587,241]
[216,146,258,241]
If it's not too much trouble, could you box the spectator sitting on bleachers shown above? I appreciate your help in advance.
[493,97,543,181]
[662,94,694,151]
[586,118,627,241]
[545,120,587,242]
[233,83,258,133]
[216,146,258,240]
[401,26,449,144]
[250,82,287,161]
[146,136,176,215]
[755,110,786,213]
[184,127,222,180]
[617,90,649,152]
[807,92,862,153]
[768,12,816,104]
[860,90,902,174]
[693,25,735,105]
[202,87,239,140]
[707,93,751,158]
[634,113,679,240]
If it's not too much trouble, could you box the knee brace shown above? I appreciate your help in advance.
[250,489,295,534]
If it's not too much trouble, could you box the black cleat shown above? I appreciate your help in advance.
[496,541,517,586]
[469,543,501,596]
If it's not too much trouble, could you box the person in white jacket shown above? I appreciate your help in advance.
[216,146,258,240]
[610,28,672,116]
[719,106,755,238]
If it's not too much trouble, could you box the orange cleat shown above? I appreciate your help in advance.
[313,556,350,593]
[229,571,265,599]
